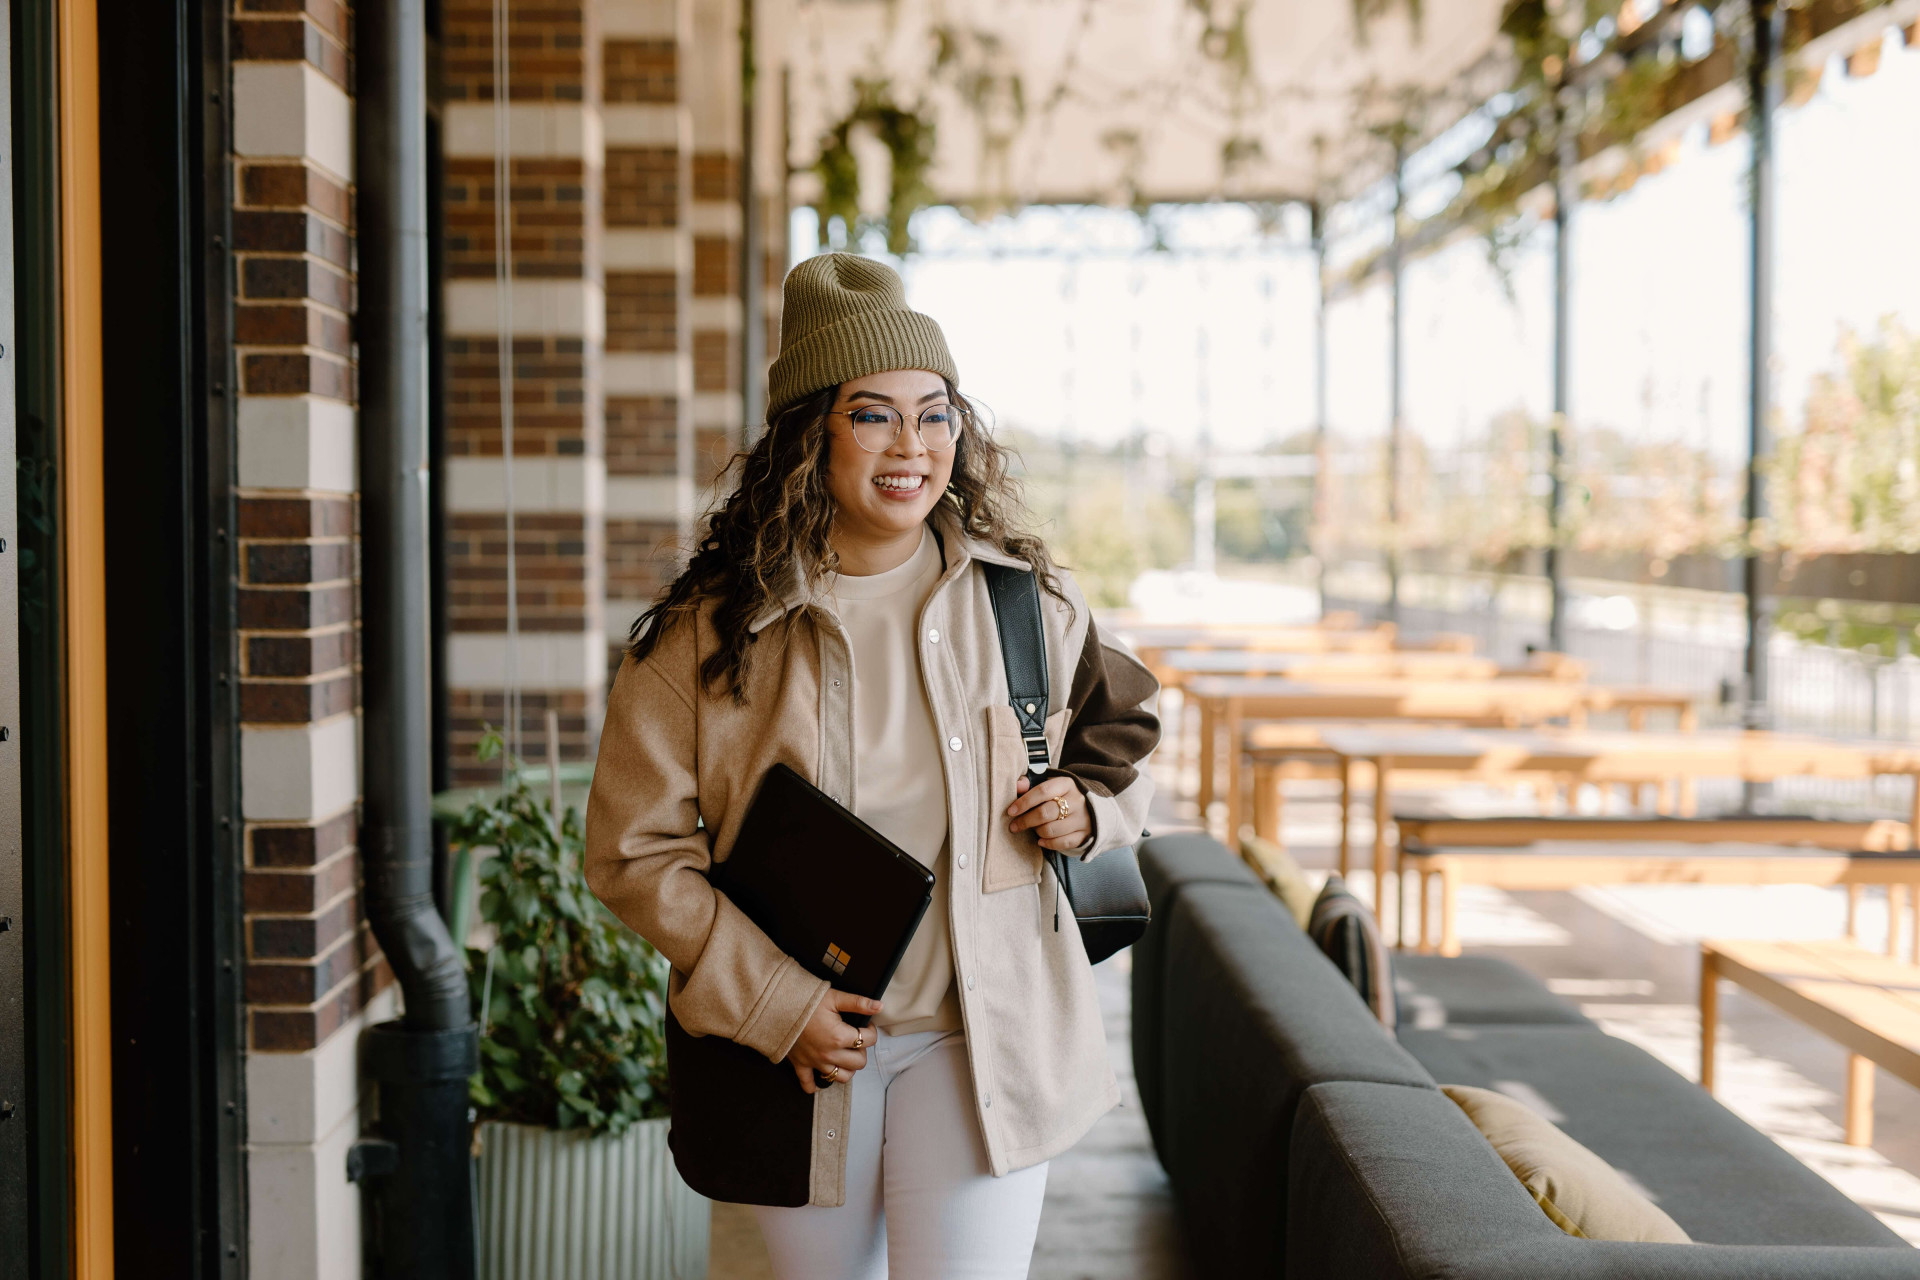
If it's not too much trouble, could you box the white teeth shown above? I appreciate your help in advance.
[874,475,924,491]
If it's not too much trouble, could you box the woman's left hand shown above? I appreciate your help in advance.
[1007,774,1092,852]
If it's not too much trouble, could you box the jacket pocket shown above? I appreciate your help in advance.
[982,704,1071,893]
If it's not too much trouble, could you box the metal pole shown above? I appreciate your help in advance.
[1547,94,1574,653]
[353,0,478,1270]
[1744,0,1778,734]
[1386,138,1406,627]
[1312,199,1331,618]
[739,0,765,442]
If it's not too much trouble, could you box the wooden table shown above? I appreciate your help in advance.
[1408,846,1920,957]
[1316,725,1920,888]
[1701,938,1920,1146]
[1118,623,1398,664]
[1190,679,1594,838]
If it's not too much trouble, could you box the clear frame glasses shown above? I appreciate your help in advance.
[832,401,969,453]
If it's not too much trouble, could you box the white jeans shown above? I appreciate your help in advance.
[749,1028,1049,1280]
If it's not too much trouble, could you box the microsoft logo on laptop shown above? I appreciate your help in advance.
[823,943,850,975]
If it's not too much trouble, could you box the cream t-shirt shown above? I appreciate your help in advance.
[827,528,962,1034]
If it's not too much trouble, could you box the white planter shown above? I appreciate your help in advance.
[475,1117,710,1280]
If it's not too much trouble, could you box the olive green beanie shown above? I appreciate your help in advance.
[765,253,958,415]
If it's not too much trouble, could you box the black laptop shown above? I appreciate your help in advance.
[711,763,936,1028]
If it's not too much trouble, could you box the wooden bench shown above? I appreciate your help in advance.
[1701,937,1920,1146]
[1400,838,1920,958]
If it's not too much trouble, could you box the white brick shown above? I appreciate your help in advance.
[692,391,745,430]
[690,200,742,235]
[604,228,686,271]
[241,716,359,823]
[442,102,601,160]
[606,474,692,522]
[448,632,606,691]
[233,63,353,182]
[443,279,605,341]
[602,0,680,38]
[245,986,399,1280]
[605,352,691,397]
[238,396,357,493]
[445,456,605,515]
[602,103,688,148]
[690,295,743,331]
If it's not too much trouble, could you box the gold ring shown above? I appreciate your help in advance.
[1055,797,1072,820]
[853,1029,865,1050]
[828,1065,842,1082]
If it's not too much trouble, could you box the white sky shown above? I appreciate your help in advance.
[792,30,1920,468]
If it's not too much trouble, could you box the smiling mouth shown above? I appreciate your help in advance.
[873,475,925,494]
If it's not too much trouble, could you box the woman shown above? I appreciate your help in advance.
[585,252,1159,1279]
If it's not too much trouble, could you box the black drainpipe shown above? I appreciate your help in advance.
[350,0,478,1274]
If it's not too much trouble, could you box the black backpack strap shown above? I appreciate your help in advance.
[981,562,1050,776]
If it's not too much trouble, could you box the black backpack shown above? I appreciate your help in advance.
[981,563,1150,965]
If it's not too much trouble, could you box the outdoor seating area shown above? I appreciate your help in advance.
[1112,607,1920,1266]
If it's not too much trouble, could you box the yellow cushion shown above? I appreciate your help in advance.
[1442,1086,1691,1244]
[1238,835,1316,928]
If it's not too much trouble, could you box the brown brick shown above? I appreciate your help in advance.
[693,234,735,297]
[242,256,351,309]
[605,271,677,352]
[245,541,353,585]
[693,329,734,393]
[605,395,679,475]
[232,210,351,266]
[243,351,354,399]
[605,148,679,227]
[240,674,356,723]
[238,495,353,539]
[231,16,349,88]
[692,152,737,203]
[604,38,676,103]
[238,583,355,629]
[244,848,358,914]
[240,162,351,226]
[246,629,354,678]
[250,891,358,960]
[249,812,357,869]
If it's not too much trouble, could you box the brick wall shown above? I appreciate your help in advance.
[442,0,608,786]
[600,0,694,666]
[230,3,398,1276]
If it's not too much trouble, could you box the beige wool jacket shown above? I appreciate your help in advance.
[584,510,1160,1207]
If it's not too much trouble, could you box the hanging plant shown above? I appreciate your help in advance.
[812,79,938,256]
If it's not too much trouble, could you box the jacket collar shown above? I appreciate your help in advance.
[746,507,1028,634]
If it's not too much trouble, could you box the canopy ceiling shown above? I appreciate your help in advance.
[783,0,1516,212]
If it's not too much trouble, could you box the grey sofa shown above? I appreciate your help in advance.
[1132,833,1920,1278]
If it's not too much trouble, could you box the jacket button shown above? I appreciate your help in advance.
[966,974,975,992]
[928,628,940,643]
[957,853,968,869]
[826,1129,836,1140]
[948,736,962,751]
[982,1093,991,1109]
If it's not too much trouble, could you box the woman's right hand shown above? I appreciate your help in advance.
[787,989,882,1094]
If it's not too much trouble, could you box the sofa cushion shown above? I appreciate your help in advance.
[1239,833,1317,926]
[1289,1080,1920,1280]
[1157,881,1435,1276]
[1443,1084,1691,1243]
[1307,875,1396,1026]
[1132,833,1268,1143]
[1394,954,1592,1029]
[1400,1025,1906,1248]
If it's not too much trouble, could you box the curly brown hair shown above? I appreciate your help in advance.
[627,381,1068,701]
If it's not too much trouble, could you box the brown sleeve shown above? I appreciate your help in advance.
[1052,618,1161,798]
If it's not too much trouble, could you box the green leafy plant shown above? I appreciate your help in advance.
[452,730,670,1136]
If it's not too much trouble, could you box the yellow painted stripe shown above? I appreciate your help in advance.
[58,0,113,1273]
